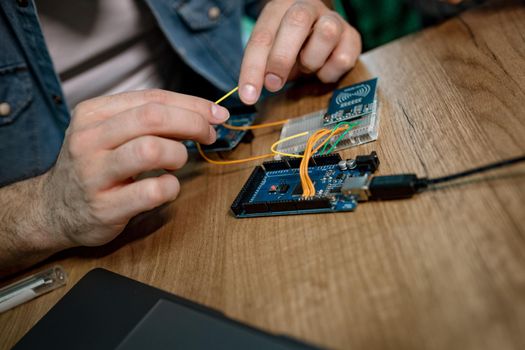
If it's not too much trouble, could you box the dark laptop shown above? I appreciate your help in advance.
[14,268,320,350]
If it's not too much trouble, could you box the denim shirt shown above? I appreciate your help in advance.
[0,0,247,187]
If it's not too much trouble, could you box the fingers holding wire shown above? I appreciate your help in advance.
[72,89,230,130]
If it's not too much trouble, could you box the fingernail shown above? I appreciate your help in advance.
[265,73,283,91]
[240,84,257,104]
[211,103,229,122]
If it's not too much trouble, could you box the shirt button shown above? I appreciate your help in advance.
[208,6,220,20]
[52,94,63,105]
[0,103,11,117]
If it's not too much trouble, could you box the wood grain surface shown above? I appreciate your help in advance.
[1,3,524,350]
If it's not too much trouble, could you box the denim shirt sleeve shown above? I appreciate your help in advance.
[144,0,244,92]
[0,0,247,187]
[0,0,70,187]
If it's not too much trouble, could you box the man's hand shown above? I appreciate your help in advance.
[42,90,229,247]
[0,89,230,273]
[238,0,362,105]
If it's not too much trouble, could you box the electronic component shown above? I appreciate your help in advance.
[185,110,256,153]
[231,152,380,218]
[274,79,380,158]
[341,154,525,201]
[342,173,426,201]
[292,182,304,196]
[323,78,378,126]
[268,184,290,194]
[279,184,290,193]
[341,174,372,201]
[354,151,380,172]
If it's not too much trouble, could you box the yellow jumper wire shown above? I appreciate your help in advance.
[197,86,287,165]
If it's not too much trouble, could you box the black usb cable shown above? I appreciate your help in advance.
[342,155,525,201]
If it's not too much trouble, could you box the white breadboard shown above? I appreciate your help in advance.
[274,105,379,160]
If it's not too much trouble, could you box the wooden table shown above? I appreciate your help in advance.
[1,3,524,350]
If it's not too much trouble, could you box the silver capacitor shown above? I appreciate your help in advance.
[346,159,357,169]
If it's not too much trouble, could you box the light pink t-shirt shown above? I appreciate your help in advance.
[37,0,179,108]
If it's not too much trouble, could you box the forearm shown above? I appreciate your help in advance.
[0,89,228,275]
[0,174,71,276]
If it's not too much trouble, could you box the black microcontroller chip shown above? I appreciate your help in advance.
[279,184,289,193]
[292,183,303,196]
[329,186,342,194]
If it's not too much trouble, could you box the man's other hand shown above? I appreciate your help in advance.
[238,0,362,105]
[42,90,229,247]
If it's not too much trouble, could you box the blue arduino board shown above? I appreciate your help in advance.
[231,152,380,218]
